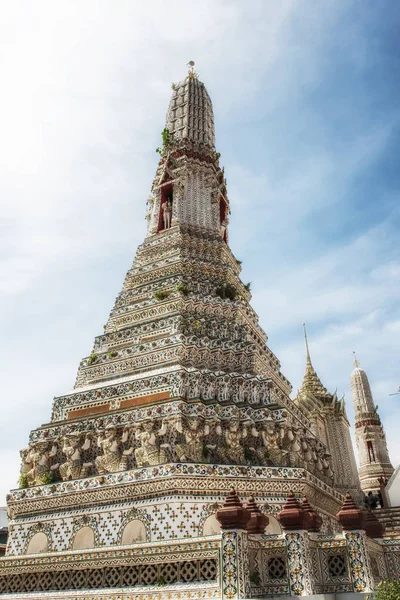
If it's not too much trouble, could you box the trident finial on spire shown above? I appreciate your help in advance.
[187,60,198,79]
[303,322,312,365]
[353,351,360,368]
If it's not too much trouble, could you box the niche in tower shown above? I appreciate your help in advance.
[158,183,173,232]
[367,440,376,463]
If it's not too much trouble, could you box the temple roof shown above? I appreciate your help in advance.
[298,353,333,405]
[295,325,333,407]
[166,65,215,148]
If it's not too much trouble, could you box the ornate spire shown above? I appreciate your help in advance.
[297,324,332,405]
[303,322,311,365]
[187,60,198,79]
[146,69,223,236]
[166,69,215,148]
[350,356,394,493]
[350,354,375,414]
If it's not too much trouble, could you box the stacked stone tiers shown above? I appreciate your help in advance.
[14,218,338,498]
[6,464,344,555]
[73,227,290,392]
[13,218,339,561]
[52,371,276,423]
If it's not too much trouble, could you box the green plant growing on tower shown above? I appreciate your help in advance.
[171,82,177,90]
[154,290,171,301]
[369,580,400,600]
[37,471,55,486]
[18,473,29,489]
[235,259,242,266]
[244,282,252,292]
[87,353,98,366]
[176,284,190,296]
[107,351,118,359]
[156,127,172,156]
[216,152,221,159]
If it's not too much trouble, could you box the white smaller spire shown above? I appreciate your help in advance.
[350,352,394,493]
[350,353,375,413]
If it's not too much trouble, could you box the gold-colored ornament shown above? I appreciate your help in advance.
[187,60,198,79]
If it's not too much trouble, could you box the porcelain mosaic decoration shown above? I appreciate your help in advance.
[1,63,399,598]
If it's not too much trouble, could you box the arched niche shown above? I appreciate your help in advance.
[265,515,282,535]
[203,515,222,536]
[121,519,147,544]
[26,532,48,554]
[72,526,95,550]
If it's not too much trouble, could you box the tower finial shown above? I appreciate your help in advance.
[303,322,311,365]
[187,60,198,79]
[353,351,359,368]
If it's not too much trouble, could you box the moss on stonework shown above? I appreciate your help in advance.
[18,473,29,489]
[87,353,98,366]
[176,285,190,296]
[154,290,172,301]
[37,472,55,486]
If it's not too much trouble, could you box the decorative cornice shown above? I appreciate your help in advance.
[6,463,347,519]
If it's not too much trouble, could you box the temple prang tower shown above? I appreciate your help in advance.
[351,352,394,495]
[294,325,361,499]
[1,64,398,598]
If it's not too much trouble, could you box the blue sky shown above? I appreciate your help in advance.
[1,1,399,504]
